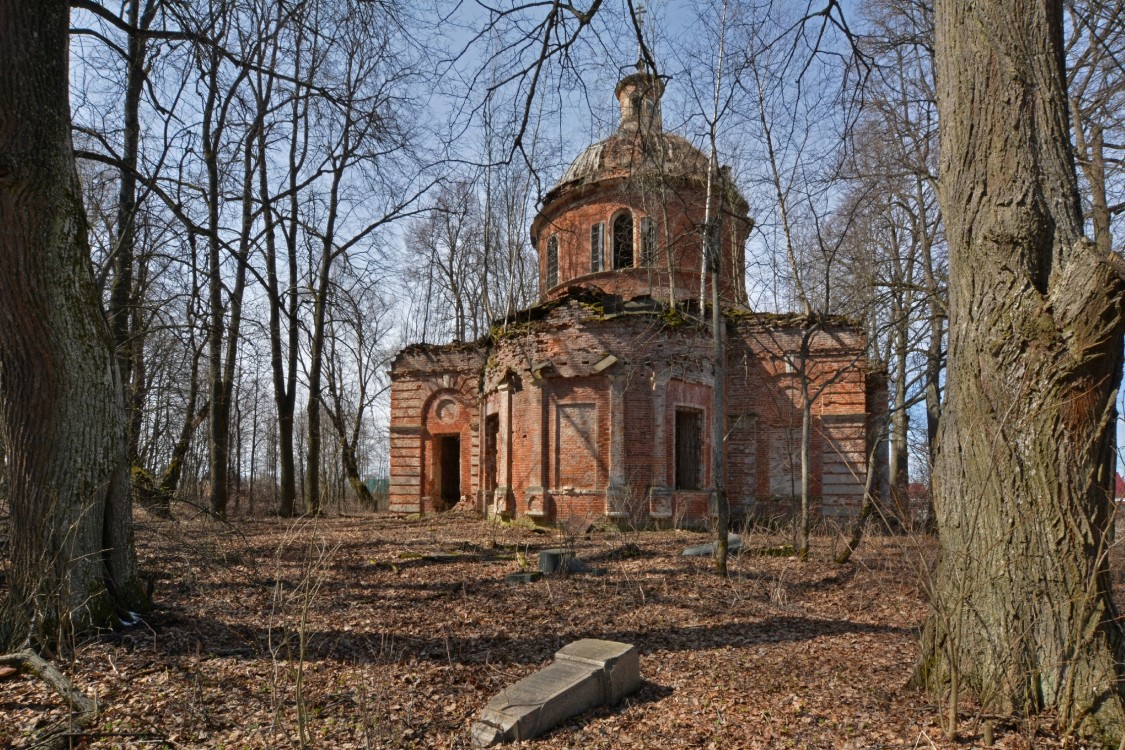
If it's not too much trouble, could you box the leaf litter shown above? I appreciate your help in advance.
[1,512,1111,749]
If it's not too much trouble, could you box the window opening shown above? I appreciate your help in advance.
[546,235,559,288]
[590,222,604,272]
[675,409,703,490]
[484,415,499,493]
[703,217,721,273]
[612,213,633,269]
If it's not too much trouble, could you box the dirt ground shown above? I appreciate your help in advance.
[0,510,1113,749]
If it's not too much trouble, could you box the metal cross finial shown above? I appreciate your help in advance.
[635,3,646,66]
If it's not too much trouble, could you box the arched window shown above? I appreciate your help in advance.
[546,235,559,289]
[612,212,633,269]
[590,223,604,272]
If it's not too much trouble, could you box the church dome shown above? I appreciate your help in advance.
[550,129,712,197]
[530,61,752,308]
[543,63,742,206]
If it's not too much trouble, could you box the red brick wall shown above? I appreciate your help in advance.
[388,343,486,513]
[531,178,750,306]
[507,380,546,512]
[390,296,880,526]
[726,319,871,521]
[622,382,654,491]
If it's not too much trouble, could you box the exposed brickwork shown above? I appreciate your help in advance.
[387,68,884,526]
[389,342,486,513]
[532,181,750,307]
[388,294,883,526]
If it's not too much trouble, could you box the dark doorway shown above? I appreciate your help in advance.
[484,414,499,494]
[675,409,703,490]
[436,435,461,506]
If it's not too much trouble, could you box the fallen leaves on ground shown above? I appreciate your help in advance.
[0,512,1095,748]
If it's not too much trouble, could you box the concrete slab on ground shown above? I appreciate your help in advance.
[682,533,742,557]
[470,639,641,746]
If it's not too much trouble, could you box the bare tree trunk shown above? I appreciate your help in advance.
[324,352,378,510]
[711,236,729,576]
[107,0,158,466]
[919,177,945,475]
[219,131,256,511]
[795,322,822,561]
[1067,1,1125,257]
[135,289,206,518]
[266,10,304,518]
[305,271,330,517]
[914,1,1125,741]
[888,294,910,524]
[199,12,254,519]
[201,36,230,520]
[706,0,731,577]
[0,0,148,651]
[304,158,345,517]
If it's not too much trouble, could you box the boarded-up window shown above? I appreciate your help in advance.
[675,408,703,490]
[821,416,866,510]
[590,223,604,272]
[556,403,598,488]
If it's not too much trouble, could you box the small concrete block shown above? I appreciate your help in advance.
[505,571,542,585]
[538,549,573,574]
[555,639,640,705]
[539,551,605,576]
[470,722,504,747]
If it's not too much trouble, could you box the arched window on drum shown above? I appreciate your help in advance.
[612,211,633,269]
[546,234,559,288]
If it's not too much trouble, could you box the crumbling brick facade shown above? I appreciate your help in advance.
[388,343,485,513]
[388,64,886,525]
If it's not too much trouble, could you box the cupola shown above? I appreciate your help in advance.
[530,61,752,308]
[614,60,664,133]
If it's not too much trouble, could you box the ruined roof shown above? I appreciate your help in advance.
[560,130,707,185]
[545,129,727,206]
[490,285,861,333]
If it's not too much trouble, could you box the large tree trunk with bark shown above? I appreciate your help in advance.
[0,0,149,652]
[915,1,1125,742]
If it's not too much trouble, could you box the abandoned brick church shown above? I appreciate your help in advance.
[389,64,887,524]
